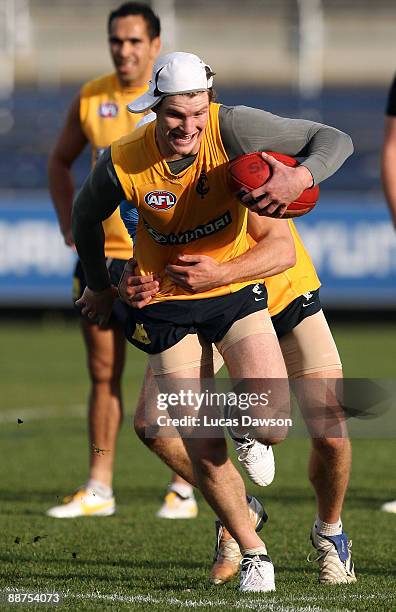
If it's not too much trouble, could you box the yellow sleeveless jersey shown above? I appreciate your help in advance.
[248,222,320,315]
[80,73,147,259]
[112,103,260,302]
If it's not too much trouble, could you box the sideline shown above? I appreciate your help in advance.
[2,587,391,611]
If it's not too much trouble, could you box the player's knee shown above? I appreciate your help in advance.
[257,424,289,446]
[134,413,163,458]
[88,358,112,383]
[88,356,121,386]
[312,436,350,455]
[133,417,145,442]
[194,456,221,479]
[189,439,227,475]
[258,436,285,446]
[134,412,149,443]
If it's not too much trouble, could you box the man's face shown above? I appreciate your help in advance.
[155,93,210,160]
[109,15,160,87]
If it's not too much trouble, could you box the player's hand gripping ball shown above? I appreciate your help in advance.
[228,151,319,218]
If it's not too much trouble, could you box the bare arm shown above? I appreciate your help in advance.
[48,93,88,246]
[165,213,296,292]
[223,212,296,280]
[381,115,396,228]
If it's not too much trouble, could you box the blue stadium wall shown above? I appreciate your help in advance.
[0,191,395,308]
[0,85,395,308]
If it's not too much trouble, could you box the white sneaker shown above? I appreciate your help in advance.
[381,499,396,513]
[156,491,198,519]
[308,527,356,584]
[46,487,115,518]
[240,554,275,592]
[232,434,275,487]
[210,496,267,585]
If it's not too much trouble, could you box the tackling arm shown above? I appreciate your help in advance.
[119,215,296,304]
[227,213,296,279]
[164,213,296,293]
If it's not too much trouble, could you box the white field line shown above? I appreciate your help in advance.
[64,592,350,612]
[0,405,85,424]
[2,588,394,611]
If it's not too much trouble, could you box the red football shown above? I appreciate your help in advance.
[228,151,319,218]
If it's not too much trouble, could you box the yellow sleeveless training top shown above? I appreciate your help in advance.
[80,73,147,259]
[112,102,261,302]
[111,101,320,310]
[255,222,320,315]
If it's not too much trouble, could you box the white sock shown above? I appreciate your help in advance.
[86,479,113,499]
[169,482,194,499]
[315,515,342,536]
[243,545,268,557]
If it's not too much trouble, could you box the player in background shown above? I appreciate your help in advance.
[46,2,161,518]
[380,71,396,514]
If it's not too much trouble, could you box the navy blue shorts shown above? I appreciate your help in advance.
[125,283,268,355]
[272,289,321,338]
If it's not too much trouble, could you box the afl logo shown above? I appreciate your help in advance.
[144,190,177,211]
[98,102,118,118]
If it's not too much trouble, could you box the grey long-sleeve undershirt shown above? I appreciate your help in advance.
[219,105,353,184]
[72,104,353,291]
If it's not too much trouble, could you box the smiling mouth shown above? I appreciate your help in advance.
[171,132,197,143]
[116,60,136,69]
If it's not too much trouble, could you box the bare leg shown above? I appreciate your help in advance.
[279,313,351,525]
[171,473,192,487]
[205,331,287,548]
[303,370,351,523]
[151,361,263,551]
[81,318,125,489]
[310,436,351,523]
[294,368,355,582]
[134,366,196,484]
[185,434,263,549]
[223,333,287,380]
[135,327,288,552]
[222,332,289,445]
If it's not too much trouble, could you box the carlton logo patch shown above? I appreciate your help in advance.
[144,190,177,211]
[98,102,118,118]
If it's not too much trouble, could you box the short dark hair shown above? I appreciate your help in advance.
[153,89,216,112]
[108,2,161,40]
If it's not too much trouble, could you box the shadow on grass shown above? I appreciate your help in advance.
[0,486,168,505]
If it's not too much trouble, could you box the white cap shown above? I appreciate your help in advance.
[135,112,156,128]
[127,52,214,113]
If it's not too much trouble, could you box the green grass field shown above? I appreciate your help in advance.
[0,318,395,611]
